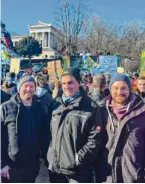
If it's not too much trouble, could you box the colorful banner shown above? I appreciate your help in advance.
[140,49,145,76]
[82,54,98,68]
[1,44,20,65]
[62,56,70,70]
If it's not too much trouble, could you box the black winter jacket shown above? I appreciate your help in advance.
[47,93,103,175]
[88,87,107,128]
[1,90,10,104]
[35,87,53,114]
[136,91,145,103]
[1,94,50,168]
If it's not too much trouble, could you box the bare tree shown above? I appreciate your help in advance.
[81,16,145,60]
[82,16,120,54]
[118,23,145,58]
[54,0,87,55]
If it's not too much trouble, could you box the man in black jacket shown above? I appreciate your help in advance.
[136,76,145,103]
[1,75,49,183]
[35,75,53,114]
[47,68,103,183]
[1,89,10,104]
[88,74,106,108]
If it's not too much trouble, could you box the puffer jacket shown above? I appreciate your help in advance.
[1,94,50,168]
[47,92,103,176]
[96,94,145,183]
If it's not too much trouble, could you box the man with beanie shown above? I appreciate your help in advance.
[47,68,103,183]
[1,75,50,183]
[95,73,145,183]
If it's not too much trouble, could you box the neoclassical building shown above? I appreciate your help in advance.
[29,21,61,58]
[1,21,62,58]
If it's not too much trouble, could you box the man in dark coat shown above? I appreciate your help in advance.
[88,74,108,182]
[35,75,53,113]
[47,68,103,183]
[1,89,10,104]
[1,75,50,183]
[96,74,145,183]
[88,74,106,108]
[136,76,145,103]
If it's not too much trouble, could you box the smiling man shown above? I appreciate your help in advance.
[47,68,103,183]
[96,74,145,183]
[1,75,49,183]
[136,76,145,102]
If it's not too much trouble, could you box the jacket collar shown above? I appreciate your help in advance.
[11,93,39,107]
[53,93,84,115]
[106,93,145,133]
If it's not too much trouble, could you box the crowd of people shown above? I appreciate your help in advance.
[0,68,145,183]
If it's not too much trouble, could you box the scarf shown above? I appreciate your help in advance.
[62,90,81,105]
[107,93,136,120]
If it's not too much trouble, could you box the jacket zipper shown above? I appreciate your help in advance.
[117,121,120,132]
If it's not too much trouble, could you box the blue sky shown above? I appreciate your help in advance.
[2,0,145,34]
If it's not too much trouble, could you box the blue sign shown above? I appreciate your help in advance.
[92,55,117,76]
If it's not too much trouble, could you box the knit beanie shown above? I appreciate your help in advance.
[61,68,81,83]
[17,74,36,92]
[109,73,132,92]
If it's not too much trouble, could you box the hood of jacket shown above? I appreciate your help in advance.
[35,87,48,98]
[88,87,106,107]
[10,93,39,107]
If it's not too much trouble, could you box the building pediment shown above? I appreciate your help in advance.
[29,21,52,28]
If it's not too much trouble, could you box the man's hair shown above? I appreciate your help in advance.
[105,74,111,84]
[37,76,47,87]
[93,74,106,89]
[137,76,145,81]
[9,72,16,78]
[2,81,16,89]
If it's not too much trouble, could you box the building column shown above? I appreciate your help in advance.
[46,32,48,47]
[42,32,45,47]
[35,33,38,41]
[48,32,51,48]
[33,33,36,39]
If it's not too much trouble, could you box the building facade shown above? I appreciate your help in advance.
[29,21,60,58]
[1,21,61,58]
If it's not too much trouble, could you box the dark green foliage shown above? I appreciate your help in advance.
[15,36,42,58]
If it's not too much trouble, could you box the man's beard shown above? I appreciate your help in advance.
[25,97,32,101]
[113,96,128,105]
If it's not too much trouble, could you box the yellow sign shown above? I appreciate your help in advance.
[140,71,145,76]
[117,67,125,73]
[141,51,145,58]
[10,58,21,73]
